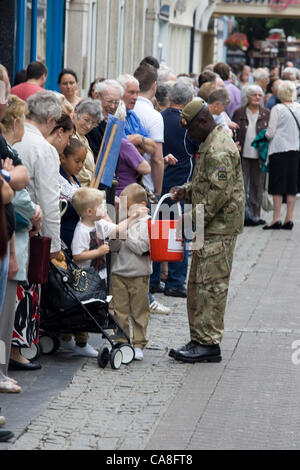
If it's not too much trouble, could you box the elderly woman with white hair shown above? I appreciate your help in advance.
[242,68,270,107]
[233,84,270,226]
[281,67,299,82]
[263,80,300,230]
[72,98,102,186]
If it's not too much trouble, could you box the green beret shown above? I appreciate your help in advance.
[180,98,206,128]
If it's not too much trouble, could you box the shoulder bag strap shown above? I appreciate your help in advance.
[284,104,300,133]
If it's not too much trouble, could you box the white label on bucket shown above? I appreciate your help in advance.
[168,229,184,253]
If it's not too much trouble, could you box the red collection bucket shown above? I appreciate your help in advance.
[148,193,184,262]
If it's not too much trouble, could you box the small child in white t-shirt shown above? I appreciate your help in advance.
[71,189,113,282]
[61,187,147,358]
[71,187,148,281]
[58,188,112,358]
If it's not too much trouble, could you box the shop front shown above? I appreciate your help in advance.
[0,0,65,91]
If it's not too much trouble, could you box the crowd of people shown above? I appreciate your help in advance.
[1,55,300,442]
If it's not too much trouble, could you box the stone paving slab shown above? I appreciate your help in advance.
[2,205,299,451]
[146,220,300,450]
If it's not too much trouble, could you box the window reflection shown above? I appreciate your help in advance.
[37,0,47,63]
[25,0,32,66]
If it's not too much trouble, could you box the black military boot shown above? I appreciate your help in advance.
[168,340,200,359]
[171,342,222,363]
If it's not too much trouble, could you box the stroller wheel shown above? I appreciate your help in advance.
[97,345,110,369]
[116,343,134,364]
[39,334,60,355]
[20,343,42,361]
[110,348,123,370]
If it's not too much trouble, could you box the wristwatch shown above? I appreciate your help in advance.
[0,169,11,183]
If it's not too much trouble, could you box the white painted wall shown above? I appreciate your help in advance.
[64,0,219,94]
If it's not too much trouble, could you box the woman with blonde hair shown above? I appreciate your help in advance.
[263,80,300,230]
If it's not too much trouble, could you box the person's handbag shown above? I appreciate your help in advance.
[261,173,273,212]
[27,235,51,284]
[45,257,107,312]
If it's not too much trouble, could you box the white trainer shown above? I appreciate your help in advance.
[150,300,171,315]
[60,338,76,351]
[0,409,6,427]
[134,347,144,361]
[72,343,98,358]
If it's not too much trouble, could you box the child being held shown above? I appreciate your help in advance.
[110,183,152,361]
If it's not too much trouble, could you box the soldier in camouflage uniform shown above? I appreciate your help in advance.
[169,99,245,363]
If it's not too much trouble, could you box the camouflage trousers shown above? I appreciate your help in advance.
[187,235,237,345]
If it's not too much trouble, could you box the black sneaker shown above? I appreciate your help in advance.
[164,286,187,298]
[150,282,165,294]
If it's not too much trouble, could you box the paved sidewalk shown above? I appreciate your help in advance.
[2,206,300,450]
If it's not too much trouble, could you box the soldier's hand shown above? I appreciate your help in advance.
[164,154,178,166]
[235,141,241,152]
[170,186,186,202]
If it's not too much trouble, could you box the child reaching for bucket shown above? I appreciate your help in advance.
[71,187,147,283]
[110,183,152,361]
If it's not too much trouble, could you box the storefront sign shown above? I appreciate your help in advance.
[223,0,300,10]
[270,0,300,10]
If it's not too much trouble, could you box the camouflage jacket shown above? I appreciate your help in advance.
[183,126,245,236]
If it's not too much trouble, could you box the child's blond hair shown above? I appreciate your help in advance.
[72,187,103,216]
[120,183,147,204]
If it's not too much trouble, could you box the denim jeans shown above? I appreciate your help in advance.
[150,246,188,290]
[0,249,9,316]
[148,292,154,304]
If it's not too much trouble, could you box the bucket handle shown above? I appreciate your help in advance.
[151,193,182,224]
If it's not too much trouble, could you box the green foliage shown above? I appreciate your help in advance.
[235,17,300,46]
[266,18,300,38]
[235,18,267,49]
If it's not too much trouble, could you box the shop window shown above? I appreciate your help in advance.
[36,0,47,63]
[15,0,65,90]
[118,0,125,75]
[89,0,97,82]
[24,0,32,66]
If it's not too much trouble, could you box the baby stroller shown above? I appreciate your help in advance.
[38,246,135,369]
